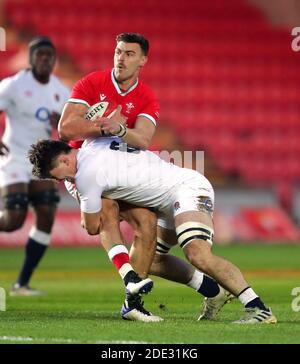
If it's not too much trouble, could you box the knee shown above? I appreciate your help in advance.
[34,206,56,231]
[1,211,26,232]
[149,253,165,275]
[183,242,212,273]
[153,253,165,264]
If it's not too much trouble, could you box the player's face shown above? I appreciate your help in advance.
[114,41,147,83]
[49,155,75,183]
[31,46,56,77]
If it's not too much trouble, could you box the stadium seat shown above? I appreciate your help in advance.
[3,0,299,189]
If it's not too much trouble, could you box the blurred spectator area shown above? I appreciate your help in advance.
[1,0,300,231]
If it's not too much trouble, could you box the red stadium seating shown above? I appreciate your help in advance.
[3,0,300,188]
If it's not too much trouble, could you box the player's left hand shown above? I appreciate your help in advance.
[49,112,61,128]
[97,118,126,135]
[95,107,127,135]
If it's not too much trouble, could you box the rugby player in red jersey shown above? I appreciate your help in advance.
[58,33,230,322]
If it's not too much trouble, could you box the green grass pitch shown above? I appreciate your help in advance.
[0,244,299,344]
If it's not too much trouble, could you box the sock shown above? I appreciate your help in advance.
[187,270,220,298]
[17,237,48,286]
[107,244,135,284]
[238,287,268,310]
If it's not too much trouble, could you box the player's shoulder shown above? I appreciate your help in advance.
[50,74,70,92]
[0,70,29,95]
[0,69,27,87]
[137,80,157,99]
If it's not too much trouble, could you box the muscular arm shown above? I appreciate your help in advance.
[58,103,128,141]
[99,114,156,150]
[122,116,156,150]
[58,102,101,141]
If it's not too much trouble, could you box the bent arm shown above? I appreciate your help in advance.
[122,116,156,150]
[58,102,102,141]
[81,210,102,235]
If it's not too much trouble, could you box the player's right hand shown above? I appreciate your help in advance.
[0,141,9,156]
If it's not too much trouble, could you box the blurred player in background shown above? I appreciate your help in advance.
[29,138,278,325]
[58,33,231,321]
[0,36,69,296]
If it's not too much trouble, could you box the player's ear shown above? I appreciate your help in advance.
[58,154,69,165]
[140,55,148,67]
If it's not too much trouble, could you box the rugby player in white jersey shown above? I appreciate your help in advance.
[29,138,278,324]
[0,37,69,296]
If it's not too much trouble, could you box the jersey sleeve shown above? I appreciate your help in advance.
[137,90,160,127]
[76,168,107,213]
[68,73,95,107]
[0,77,13,111]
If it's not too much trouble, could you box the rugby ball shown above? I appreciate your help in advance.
[85,101,117,121]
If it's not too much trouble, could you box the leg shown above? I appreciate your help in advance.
[0,183,28,232]
[152,225,220,296]
[150,226,196,283]
[64,183,162,321]
[119,202,216,288]
[175,209,277,323]
[118,202,157,278]
[11,180,59,294]
[119,205,232,321]
[153,224,232,320]
[99,199,153,293]
[176,210,248,295]
[99,199,162,322]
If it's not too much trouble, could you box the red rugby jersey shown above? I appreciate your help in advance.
[68,69,160,148]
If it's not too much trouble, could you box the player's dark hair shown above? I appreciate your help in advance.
[28,139,71,179]
[116,33,149,56]
[28,36,56,63]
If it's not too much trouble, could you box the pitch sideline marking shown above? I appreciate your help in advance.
[0,287,5,311]
[0,336,149,344]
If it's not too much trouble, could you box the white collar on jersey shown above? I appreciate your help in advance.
[111,69,139,96]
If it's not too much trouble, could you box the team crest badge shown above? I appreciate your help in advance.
[125,102,135,114]
[174,201,180,211]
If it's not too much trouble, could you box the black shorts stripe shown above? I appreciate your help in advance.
[157,242,170,251]
[179,235,210,248]
[257,313,270,319]
[177,227,212,240]
[156,247,167,254]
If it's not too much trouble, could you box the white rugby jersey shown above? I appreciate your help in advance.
[76,138,212,214]
[0,69,69,159]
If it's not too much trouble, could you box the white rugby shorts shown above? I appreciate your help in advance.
[157,172,215,230]
[0,155,38,188]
